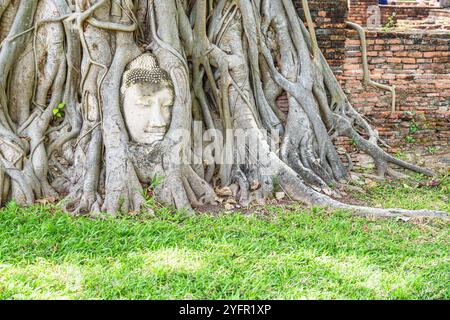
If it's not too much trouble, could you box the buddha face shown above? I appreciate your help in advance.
[123,82,174,144]
[121,53,174,145]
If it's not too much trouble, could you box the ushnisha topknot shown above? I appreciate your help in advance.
[121,53,173,95]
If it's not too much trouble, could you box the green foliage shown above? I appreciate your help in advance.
[405,117,419,144]
[140,175,166,215]
[426,146,437,155]
[405,135,416,143]
[409,123,418,135]
[151,175,164,189]
[0,178,448,299]
[272,176,281,193]
[395,151,407,160]
[353,175,449,212]
[52,102,66,119]
[381,12,397,32]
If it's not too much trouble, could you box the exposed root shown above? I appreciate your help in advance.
[346,21,397,112]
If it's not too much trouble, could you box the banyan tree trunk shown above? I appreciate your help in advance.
[0,0,446,219]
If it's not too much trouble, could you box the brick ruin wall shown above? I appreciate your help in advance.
[341,31,449,150]
[278,0,450,168]
[347,0,379,25]
[379,5,435,24]
[347,1,448,27]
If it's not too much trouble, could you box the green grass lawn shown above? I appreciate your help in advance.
[0,178,448,300]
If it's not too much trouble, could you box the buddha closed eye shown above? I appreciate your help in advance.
[121,53,175,145]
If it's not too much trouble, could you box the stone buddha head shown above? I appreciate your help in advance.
[121,53,175,145]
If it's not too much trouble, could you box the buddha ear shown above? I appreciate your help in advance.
[121,70,130,95]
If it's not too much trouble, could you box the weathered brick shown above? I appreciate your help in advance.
[402,58,417,64]
[387,58,402,63]
[407,52,423,58]
[424,52,441,58]
[391,45,405,51]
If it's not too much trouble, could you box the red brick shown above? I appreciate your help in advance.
[390,45,405,51]
[423,52,441,58]
[387,58,402,63]
[401,58,416,64]
[407,52,423,58]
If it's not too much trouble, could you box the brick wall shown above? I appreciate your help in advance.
[341,30,450,113]
[348,0,379,25]
[294,0,348,74]
[379,5,436,24]
[278,1,450,162]
[338,30,450,153]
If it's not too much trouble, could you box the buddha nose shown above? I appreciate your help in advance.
[148,104,167,129]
